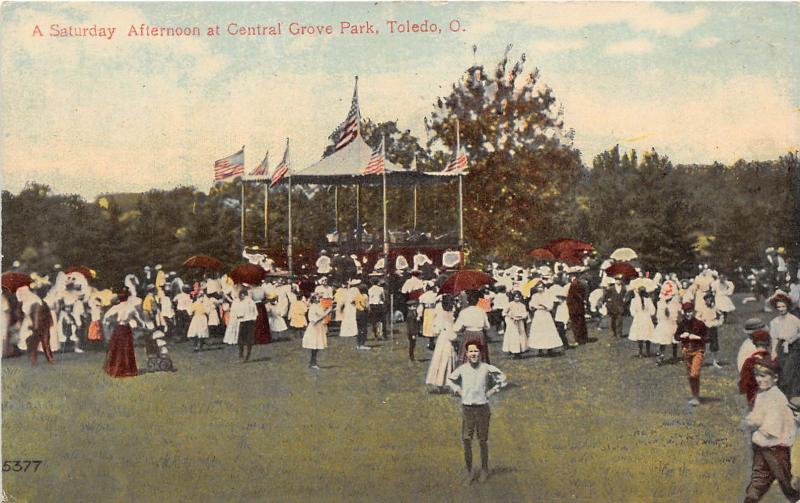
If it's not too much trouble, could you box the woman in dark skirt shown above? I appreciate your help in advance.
[251,284,272,346]
[103,288,144,378]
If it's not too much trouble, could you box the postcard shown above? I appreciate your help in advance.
[2,2,799,502]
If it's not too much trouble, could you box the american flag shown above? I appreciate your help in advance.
[246,151,269,181]
[213,148,245,181]
[444,147,468,173]
[270,139,290,188]
[363,139,385,175]
[333,80,361,152]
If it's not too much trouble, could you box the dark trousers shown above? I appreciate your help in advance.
[609,313,624,337]
[570,314,588,344]
[27,332,54,365]
[555,322,570,347]
[744,445,800,502]
[462,404,491,472]
[368,304,385,339]
[175,311,190,339]
[356,311,368,347]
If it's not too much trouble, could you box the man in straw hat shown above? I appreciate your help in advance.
[742,359,800,503]
[738,318,768,372]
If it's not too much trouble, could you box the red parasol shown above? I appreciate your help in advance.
[65,266,94,279]
[439,270,495,295]
[604,262,637,280]
[545,239,593,264]
[182,255,224,270]
[528,248,557,261]
[2,272,32,293]
[229,263,268,285]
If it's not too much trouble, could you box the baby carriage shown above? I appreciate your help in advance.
[144,329,176,372]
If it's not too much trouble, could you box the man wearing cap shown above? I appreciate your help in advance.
[738,318,768,372]
[738,330,774,409]
[743,359,800,503]
[674,302,708,406]
[603,275,629,338]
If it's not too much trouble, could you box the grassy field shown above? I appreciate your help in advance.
[1,297,794,502]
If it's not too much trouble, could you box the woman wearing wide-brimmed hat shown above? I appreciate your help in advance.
[652,280,681,365]
[768,293,800,398]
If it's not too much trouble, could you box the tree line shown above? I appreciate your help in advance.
[3,52,798,286]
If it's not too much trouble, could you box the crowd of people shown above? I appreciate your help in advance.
[2,244,800,495]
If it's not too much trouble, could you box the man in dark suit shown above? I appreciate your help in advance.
[603,275,629,338]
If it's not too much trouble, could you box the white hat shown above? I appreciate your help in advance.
[442,250,461,268]
[395,256,409,270]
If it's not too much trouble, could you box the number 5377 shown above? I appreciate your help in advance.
[2,460,42,472]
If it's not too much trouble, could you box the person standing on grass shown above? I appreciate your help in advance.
[302,293,335,369]
[603,274,629,338]
[743,360,800,503]
[447,342,507,485]
[674,302,708,406]
[696,290,724,368]
[769,293,800,399]
[367,276,386,340]
[16,285,54,365]
[566,274,589,345]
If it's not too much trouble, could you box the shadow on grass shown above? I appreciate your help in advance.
[245,357,271,364]
[491,465,519,477]
[700,396,724,404]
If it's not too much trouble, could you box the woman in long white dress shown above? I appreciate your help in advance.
[527,284,563,355]
[223,288,244,345]
[502,291,528,357]
[302,294,335,369]
[187,294,209,352]
[628,288,656,357]
[338,285,359,341]
[651,282,680,364]
[425,296,457,390]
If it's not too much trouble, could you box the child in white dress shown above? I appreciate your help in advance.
[628,288,656,357]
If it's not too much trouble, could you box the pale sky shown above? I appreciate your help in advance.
[1,2,798,199]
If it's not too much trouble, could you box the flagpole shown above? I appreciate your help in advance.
[413,185,418,230]
[455,120,464,265]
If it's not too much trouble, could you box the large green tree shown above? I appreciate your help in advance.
[426,50,584,262]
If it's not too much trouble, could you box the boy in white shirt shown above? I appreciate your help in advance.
[743,360,800,502]
[447,342,507,484]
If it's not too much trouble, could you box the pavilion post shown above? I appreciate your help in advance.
[355,184,360,245]
[264,185,269,250]
[240,180,246,248]
[381,136,391,339]
[288,175,294,276]
[334,186,339,234]
[458,174,464,251]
